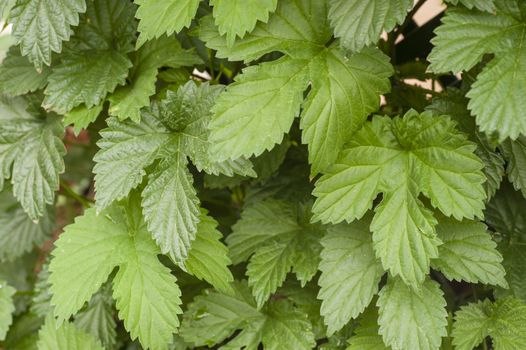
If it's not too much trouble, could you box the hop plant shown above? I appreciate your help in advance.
[0,0,525,350]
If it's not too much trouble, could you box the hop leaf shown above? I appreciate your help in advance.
[0,96,65,221]
[37,316,104,350]
[452,297,526,350]
[0,280,15,340]
[49,200,183,350]
[377,278,447,350]
[318,216,384,335]
[227,199,324,307]
[9,0,86,70]
[313,110,486,287]
[429,4,526,140]
[203,0,393,173]
[180,282,316,350]
[328,0,413,52]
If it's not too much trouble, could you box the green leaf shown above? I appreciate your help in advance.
[0,96,65,221]
[377,278,447,350]
[210,56,309,161]
[500,136,526,198]
[43,50,132,113]
[313,110,485,287]
[426,88,504,199]
[429,7,521,73]
[135,0,200,48]
[209,0,278,46]
[180,282,263,347]
[198,0,331,62]
[452,297,526,350]
[467,50,526,141]
[185,210,234,294]
[0,188,54,262]
[432,215,507,287]
[9,0,86,70]
[180,282,315,350]
[451,299,492,350]
[93,111,172,211]
[49,202,182,350]
[37,316,104,350]
[301,47,393,173]
[261,300,316,350]
[108,36,201,123]
[227,199,324,306]
[346,306,390,350]
[0,47,50,96]
[328,0,413,52]
[247,239,295,308]
[445,0,495,12]
[74,285,117,349]
[429,5,526,140]
[205,0,392,172]
[318,217,384,335]
[0,280,16,340]
[141,149,200,264]
[63,102,104,136]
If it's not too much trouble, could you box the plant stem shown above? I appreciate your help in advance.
[60,180,92,208]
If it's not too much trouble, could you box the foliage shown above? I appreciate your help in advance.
[0,0,525,349]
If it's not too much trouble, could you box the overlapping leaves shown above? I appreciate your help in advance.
[199,0,393,174]
[94,81,254,263]
[429,1,526,140]
[313,110,487,287]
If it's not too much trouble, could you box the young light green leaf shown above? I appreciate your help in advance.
[313,110,485,287]
[37,316,104,350]
[0,96,65,221]
[0,280,15,340]
[432,216,507,287]
[0,188,54,262]
[0,47,50,96]
[9,0,86,70]
[135,0,200,48]
[301,47,393,173]
[209,0,278,46]
[49,202,182,350]
[318,217,384,336]
[328,0,413,52]
[210,57,309,161]
[185,210,234,294]
[377,278,447,350]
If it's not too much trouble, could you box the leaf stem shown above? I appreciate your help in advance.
[60,180,93,208]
